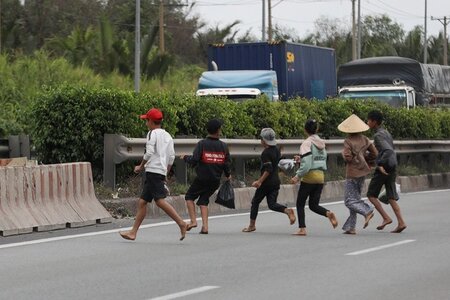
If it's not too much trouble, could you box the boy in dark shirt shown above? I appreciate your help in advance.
[366,110,407,233]
[242,128,296,232]
[182,119,231,234]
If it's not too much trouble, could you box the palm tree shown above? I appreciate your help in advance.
[196,21,241,62]
[45,26,96,66]
[397,26,423,61]
[428,34,444,64]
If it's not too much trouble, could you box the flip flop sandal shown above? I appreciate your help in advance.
[242,227,256,233]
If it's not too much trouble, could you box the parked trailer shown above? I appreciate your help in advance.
[208,41,337,100]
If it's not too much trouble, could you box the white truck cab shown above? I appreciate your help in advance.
[339,84,416,109]
[196,70,279,101]
[196,88,262,101]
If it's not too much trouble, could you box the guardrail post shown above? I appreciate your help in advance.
[103,134,116,189]
[8,136,20,158]
[174,158,187,184]
[234,158,246,181]
[19,135,31,158]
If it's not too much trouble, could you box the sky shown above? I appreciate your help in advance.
[190,0,450,40]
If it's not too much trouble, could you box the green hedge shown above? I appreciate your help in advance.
[31,86,142,178]
[29,87,450,178]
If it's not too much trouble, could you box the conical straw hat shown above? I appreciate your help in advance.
[338,114,369,133]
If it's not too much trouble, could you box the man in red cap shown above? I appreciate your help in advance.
[119,108,187,241]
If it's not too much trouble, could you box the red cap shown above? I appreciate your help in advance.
[140,108,163,121]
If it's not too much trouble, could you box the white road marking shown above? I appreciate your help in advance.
[0,188,447,250]
[148,286,219,300]
[0,200,343,250]
[346,239,416,255]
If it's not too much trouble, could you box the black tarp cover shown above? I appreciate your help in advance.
[338,56,450,95]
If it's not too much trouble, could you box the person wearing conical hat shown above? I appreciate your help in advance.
[338,114,378,234]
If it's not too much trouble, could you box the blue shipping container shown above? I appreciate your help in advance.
[208,41,337,100]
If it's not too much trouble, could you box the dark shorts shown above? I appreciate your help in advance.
[140,172,167,202]
[367,169,399,202]
[185,178,220,206]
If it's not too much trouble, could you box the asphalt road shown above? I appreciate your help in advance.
[0,189,449,300]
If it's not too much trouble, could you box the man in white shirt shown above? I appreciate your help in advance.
[120,108,187,241]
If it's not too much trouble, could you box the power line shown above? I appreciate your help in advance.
[375,0,422,18]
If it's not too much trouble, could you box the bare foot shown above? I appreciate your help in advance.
[376,219,393,230]
[179,223,187,241]
[391,225,407,233]
[292,228,307,236]
[119,231,136,241]
[363,211,374,229]
[327,211,338,228]
[287,208,296,225]
[186,223,197,231]
[242,226,256,233]
[343,230,356,235]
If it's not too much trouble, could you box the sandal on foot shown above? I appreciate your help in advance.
[242,227,256,233]
[376,220,393,230]
[199,230,208,234]
[391,225,407,233]
[119,232,135,241]
[292,230,307,236]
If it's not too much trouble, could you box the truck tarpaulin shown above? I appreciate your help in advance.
[338,56,450,101]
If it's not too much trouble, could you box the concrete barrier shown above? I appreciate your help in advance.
[103,172,450,219]
[0,162,112,236]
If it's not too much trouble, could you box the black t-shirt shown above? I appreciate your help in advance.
[184,136,231,182]
[260,146,281,188]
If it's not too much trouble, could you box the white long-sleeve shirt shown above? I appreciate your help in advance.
[143,128,175,176]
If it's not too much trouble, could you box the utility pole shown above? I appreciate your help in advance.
[424,0,428,63]
[432,16,449,65]
[351,0,357,60]
[159,0,165,54]
[262,0,266,41]
[357,0,361,59]
[135,0,141,93]
[156,1,188,54]
[268,0,272,42]
[0,0,2,53]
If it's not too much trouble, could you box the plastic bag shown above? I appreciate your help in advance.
[278,159,296,176]
[378,183,401,204]
[215,180,235,209]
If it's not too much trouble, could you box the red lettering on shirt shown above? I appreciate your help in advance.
[202,151,226,164]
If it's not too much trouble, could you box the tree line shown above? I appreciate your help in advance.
[1,0,448,79]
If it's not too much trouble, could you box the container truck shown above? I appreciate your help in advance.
[206,41,337,100]
[338,56,450,108]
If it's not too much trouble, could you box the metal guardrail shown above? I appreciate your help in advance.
[103,134,450,189]
[0,135,31,159]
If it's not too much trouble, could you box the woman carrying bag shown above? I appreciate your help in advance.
[291,119,338,236]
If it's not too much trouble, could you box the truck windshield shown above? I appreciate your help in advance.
[340,90,407,107]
